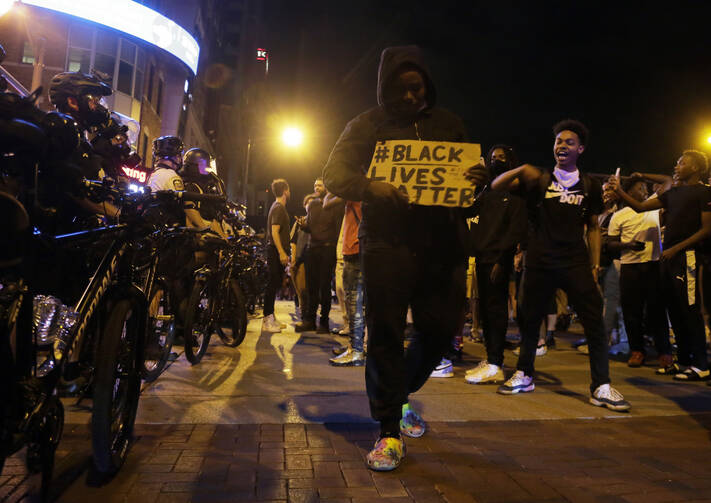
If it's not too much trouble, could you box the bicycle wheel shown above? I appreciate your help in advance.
[92,298,142,474]
[216,280,248,347]
[31,396,63,501]
[183,280,213,364]
[140,280,175,382]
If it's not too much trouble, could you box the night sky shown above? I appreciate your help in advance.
[257,0,711,204]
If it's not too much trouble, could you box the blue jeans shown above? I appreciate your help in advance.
[343,257,364,352]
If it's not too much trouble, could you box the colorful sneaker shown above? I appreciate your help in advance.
[465,361,504,384]
[590,384,631,411]
[497,370,535,395]
[399,403,426,438]
[430,358,454,378]
[366,437,405,471]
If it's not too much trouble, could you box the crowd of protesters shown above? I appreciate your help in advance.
[259,44,711,473]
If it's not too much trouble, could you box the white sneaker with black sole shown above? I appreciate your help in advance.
[497,370,534,394]
[430,358,454,378]
[589,384,631,411]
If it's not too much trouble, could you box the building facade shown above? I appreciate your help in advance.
[0,0,264,199]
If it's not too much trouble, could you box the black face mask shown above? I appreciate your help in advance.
[78,96,110,129]
[490,159,509,176]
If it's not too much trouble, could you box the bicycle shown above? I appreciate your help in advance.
[183,233,249,364]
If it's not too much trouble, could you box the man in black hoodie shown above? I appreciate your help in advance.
[323,46,486,471]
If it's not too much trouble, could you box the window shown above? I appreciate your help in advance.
[117,60,133,95]
[21,42,34,64]
[67,47,91,73]
[134,50,146,99]
[156,77,164,116]
[141,132,148,163]
[147,64,155,104]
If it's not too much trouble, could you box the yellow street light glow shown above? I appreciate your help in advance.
[707,136,711,145]
[0,0,16,17]
[282,127,304,147]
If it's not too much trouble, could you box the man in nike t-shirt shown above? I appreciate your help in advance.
[490,119,630,412]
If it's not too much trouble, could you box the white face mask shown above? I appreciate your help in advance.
[553,167,580,188]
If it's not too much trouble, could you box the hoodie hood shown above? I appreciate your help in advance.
[377,45,437,116]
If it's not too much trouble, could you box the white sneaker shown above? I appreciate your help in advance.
[262,314,282,333]
[465,361,504,384]
[497,370,535,395]
[430,358,454,378]
[513,344,547,357]
[590,384,631,411]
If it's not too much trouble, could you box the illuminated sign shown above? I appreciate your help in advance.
[122,166,148,183]
[256,48,267,61]
[21,0,200,74]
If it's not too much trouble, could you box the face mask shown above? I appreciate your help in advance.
[79,96,110,128]
[490,159,508,176]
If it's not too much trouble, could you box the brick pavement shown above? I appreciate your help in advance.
[4,414,711,502]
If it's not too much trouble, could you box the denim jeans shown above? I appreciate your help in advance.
[343,257,364,352]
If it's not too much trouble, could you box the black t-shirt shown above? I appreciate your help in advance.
[523,170,603,269]
[267,201,290,252]
[659,184,711,248]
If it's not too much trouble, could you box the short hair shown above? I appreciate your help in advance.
[553,119,589,146]
[622,174,646,193]
[682,150,709,179]
[486,144,519,170]
[314,177,324,184]
[271,178,289,197]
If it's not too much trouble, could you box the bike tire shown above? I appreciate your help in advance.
[183,280,213,364]
[216,280,248,347]
[39,396,63,501]
[91,298,142,474]
[140,280,175,382]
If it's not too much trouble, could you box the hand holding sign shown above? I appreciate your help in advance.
[367,140,482,207]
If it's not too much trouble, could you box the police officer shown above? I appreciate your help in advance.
[48,72,120,223]
[181,148,231,237]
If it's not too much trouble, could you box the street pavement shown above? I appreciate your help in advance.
[3,300,711,502]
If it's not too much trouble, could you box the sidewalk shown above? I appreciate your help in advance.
[3,300,711,502]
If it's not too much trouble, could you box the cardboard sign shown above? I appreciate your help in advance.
[367,140,480,207]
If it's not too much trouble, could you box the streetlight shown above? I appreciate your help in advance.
[281,126,304,147]
[706,135,711,145]
[242,125,305,204]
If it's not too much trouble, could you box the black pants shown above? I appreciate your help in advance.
[476,261,511,367]
[518,264,609,393]
[619,261,671,355]
[263,245,284,317]
[305,245,337,324]
[661,251,708,370]
[362,241,466,426]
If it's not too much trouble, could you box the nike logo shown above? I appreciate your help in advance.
[545,183,584,205]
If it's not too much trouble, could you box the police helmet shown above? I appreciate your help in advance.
[152,135,184,160]
[182,148,211,174]
[48,72,112,107]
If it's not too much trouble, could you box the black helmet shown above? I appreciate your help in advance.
[182,148,211,175]
[48,72,112,107]
[152,135,184,160]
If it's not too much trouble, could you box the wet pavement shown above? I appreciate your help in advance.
[3,300,711,502]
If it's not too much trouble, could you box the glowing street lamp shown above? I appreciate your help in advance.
[281,126,304,147]
[707,135,711,145]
